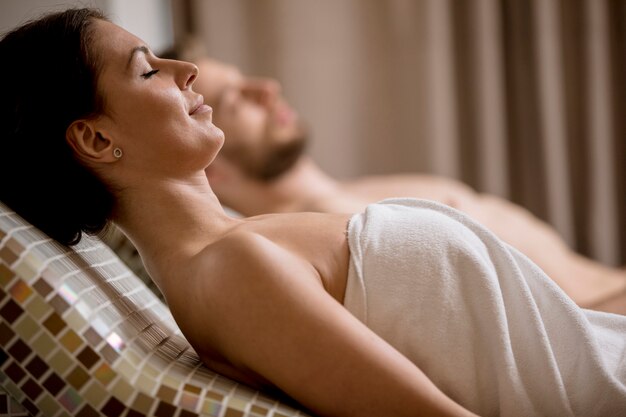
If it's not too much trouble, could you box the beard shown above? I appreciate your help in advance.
[253,133,309,180]
[223,127,309,182]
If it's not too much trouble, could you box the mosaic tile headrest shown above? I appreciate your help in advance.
[0,202,308,417]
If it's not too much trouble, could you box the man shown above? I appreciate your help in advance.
[160,40,626,312]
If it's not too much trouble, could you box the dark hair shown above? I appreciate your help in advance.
[0,7,113,246]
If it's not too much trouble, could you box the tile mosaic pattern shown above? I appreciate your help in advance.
[0,387,29,416]
[102,227,163,302]
[0,202,310,417]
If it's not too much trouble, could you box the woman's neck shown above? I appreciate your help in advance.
[112,174,241,279]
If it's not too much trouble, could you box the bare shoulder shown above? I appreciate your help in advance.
[164,230,324,389]
[203,230,319,280]
[167,228,323,323]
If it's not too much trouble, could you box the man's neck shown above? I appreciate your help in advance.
[217,156,342,216]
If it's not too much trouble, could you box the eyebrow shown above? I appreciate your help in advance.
[126,46,150,69]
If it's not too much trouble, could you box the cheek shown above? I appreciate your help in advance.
[115,107,184,158]
[122,93,182,131]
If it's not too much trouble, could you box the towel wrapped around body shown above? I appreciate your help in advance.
[343,198,626,416]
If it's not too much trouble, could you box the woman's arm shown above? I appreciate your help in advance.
[179,232,477,417]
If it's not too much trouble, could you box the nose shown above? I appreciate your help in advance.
[242,77,281,106]
[174,60,199,90]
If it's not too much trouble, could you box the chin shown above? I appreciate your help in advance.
[207,125,225,144]
[255,134,308,181]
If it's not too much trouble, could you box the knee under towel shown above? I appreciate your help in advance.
[343,198,626,416]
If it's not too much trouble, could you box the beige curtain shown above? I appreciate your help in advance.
[172,0,626,266]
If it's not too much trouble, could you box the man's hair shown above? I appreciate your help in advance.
[159,34,208,63]
[0,7,114,246]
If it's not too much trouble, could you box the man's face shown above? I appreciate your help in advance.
[194,57,308,180]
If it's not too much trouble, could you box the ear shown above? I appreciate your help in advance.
[66,120,118,163]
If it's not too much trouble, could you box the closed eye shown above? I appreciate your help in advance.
[141,69,160,79]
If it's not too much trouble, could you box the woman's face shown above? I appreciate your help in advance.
[90,20,224,178]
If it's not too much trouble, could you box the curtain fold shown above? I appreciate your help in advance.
[176,0,625,265]
[609,0,626,263]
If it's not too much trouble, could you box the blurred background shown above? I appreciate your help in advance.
[2,0,625,265]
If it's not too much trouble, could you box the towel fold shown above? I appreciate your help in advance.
[343,198,626,416]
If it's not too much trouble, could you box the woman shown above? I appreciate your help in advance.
[1,8,624,417]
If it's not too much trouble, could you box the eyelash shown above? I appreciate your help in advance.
[141,69,159,79]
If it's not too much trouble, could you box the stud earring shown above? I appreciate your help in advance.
[113,148,123,159]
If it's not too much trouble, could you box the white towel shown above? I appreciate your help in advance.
[343,198,626,416]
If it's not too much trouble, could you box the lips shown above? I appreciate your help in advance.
[189,95,209,115]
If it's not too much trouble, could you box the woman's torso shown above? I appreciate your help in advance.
[158,210,354,388]
[232,211,353,303]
